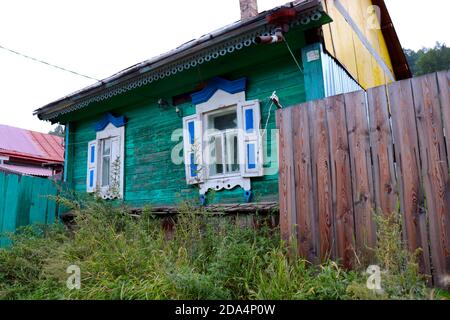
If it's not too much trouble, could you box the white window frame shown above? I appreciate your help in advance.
[204,105,241,180]
[88,123,125,199]
[189,89,260,195]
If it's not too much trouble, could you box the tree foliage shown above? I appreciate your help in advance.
[404,42,450,76]
[48,125,65,137]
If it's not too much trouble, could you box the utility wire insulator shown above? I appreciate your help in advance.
[270,91,283,109]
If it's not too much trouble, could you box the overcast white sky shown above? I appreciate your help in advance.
[0,0,449,133]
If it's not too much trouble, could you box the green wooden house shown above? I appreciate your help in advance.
[34,0,409,211]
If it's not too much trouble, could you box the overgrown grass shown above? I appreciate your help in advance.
[0,197,444,300]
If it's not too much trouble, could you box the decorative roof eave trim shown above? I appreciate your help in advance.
[191,77,247,104]
[94,113,126,132]
[38,7,329,122]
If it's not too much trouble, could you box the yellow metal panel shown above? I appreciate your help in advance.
[324,0,359,83]
[322,0,397,88]
[322,23,336,57]
[346,0,375,88]
[322,0,336,57]
[360,0,393,84]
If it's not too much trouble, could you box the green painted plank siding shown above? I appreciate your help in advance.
[0,172,61,247]
[1,174,19,246]
[0,173,5,244]
[46,182,58,224]
[15,175,33,227]
[29,178,47,224]
[302,43,326,101]
[66,32,323,207]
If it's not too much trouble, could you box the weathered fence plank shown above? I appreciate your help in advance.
[367,85,397,216]
[436,71,450,169]
[292,103,317,262]
[326,95,355,268]
[277,71,450,286]
[310,99,334,261]
[345,91,376,259]
[412,73,450,286]
[277,106,297,245]
[388,78,430,275]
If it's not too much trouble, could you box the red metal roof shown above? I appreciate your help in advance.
[0,164,54,177]
[28,130,64,161]
[0,124,64,163]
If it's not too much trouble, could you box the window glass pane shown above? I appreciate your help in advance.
[208,135,223,176]
[103,138,111,155]
[101,138,112,187]
[232,134,239,172]
[208,108,237,131]
[225,132,240,173]
[102,156,110,187]
[206,107,239,177]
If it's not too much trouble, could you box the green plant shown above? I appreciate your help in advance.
[347,212,430,300]
[0,195,433,300]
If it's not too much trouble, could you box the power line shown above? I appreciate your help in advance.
[284,38,303,74]
[0,44,99,81]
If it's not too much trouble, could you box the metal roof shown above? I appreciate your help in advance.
[0,164,55,177]
[34,0,323,122]
[28,130,64,161]
[0,124,44,157]
[0,124,64,163]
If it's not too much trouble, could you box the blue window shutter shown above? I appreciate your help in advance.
[90,145,95,164]
[239,100,263,177]
[190,153,197,177]
[188,121,195,145]
[183,115,203,185]
[247,143,256,170]
[89,170,94,188]
[86,140,97,192]
[245,109,254,133]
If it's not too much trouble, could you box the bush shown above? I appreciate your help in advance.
[0,196,440,300]
[347,212,430,300]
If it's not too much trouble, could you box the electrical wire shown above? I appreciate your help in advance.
[0,44,100,81]
[283,38,304,74]
[261,98,275,139]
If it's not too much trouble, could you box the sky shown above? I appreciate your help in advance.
[0,0,449,133]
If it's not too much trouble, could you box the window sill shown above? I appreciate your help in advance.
[199,176,250,195]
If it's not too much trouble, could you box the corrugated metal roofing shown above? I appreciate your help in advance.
[0,124,64,163]
[0,164,54,177]
[34,0,323,121]
[28,130,64,161]
[0,124,44,157]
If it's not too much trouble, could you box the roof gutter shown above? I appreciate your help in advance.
[0,149,64,164]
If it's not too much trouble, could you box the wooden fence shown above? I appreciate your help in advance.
[277,71,450,287]
[0,171,60,247]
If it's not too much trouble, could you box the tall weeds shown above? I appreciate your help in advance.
[0,196,439,300]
